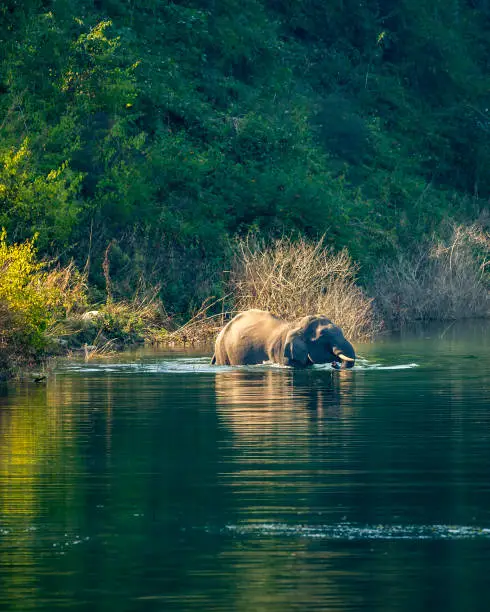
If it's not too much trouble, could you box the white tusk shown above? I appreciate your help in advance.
[338,353,355,362]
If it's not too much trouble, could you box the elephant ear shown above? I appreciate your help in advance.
[284,331,309,366]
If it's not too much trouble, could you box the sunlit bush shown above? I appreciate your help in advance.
[0,231,87,353]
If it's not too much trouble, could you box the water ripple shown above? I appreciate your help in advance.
[59,357,418,374]
[224,522,490,540]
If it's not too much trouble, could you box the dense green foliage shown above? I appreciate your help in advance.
[1,0,489,314]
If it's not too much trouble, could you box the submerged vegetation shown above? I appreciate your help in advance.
[0,1,490,368]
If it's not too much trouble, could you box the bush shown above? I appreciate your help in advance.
[229,236,380,341]
[372,224,490,326]
[57,286,171,351]
[98,295,168,344]
[0,231,87,357]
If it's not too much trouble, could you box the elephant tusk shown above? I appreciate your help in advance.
[338,353,355,362]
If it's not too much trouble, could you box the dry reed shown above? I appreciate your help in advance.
[83,339,118,361]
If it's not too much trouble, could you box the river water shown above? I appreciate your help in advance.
[0,321,489,611]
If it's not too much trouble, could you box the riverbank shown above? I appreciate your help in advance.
[0,228,488,380]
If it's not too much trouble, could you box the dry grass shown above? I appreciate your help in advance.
[47,283,173,351]
[42,261,88,314]
[83,338,118,361]
[228,236,380,341]
[101,293,166,335]
[163,296,229,345]
[372,224,490,325]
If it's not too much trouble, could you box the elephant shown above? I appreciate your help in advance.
[211,309,355,369]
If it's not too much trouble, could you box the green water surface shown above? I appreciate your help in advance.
[1,321,490,611]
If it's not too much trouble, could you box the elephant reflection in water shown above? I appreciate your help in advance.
[214,368,356,442]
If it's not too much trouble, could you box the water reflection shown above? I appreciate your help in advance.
[0,323,490,611]
[215,367,356,422]
[214,368,359,502]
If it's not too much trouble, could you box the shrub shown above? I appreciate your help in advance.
[0,231,87,355]
[372,224,490,325]
[99,294,168,344]
[229,236,380,341]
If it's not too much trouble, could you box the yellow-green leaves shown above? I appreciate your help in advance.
[0,232,87,350]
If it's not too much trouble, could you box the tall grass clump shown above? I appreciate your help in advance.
[230,236,380,341]
[57,283,173,351]
[372,224,490,326]
[99,290,169,344]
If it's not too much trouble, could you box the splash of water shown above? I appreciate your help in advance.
[60,357,418,374]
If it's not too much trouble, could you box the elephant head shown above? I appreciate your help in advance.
[283,315,355,369]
